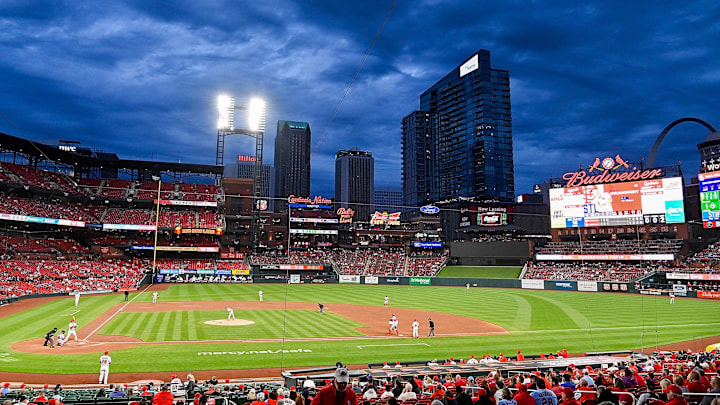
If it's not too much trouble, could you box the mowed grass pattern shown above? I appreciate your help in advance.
[0,284,718,374]
[437,266,522,278]
[101,310,365,340]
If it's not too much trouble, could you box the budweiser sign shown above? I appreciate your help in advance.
[287,195,332,205]
[371,211,401,225]
[337,207,355,223]
[563,155,663,187]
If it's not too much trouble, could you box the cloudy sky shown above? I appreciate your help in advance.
[1,1,719,198]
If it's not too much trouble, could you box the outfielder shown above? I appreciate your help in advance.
[152,291,158,304]
[99,351,111,384]
[67,317,79,342]
[670,292,675,304]
[225,307,235,321]
[411,319,419,338]
[74,292,80,307]
[258,290,263,302]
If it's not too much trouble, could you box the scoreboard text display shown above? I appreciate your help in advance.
[550,177,685,228]
[699,170,720,228]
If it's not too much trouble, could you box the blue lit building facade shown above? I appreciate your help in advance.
[402,50,514,206]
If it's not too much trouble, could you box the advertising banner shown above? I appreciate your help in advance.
[159,269,180,274]
[103,224,156,231]
[521,279,545,290]
[577,280,598,292]
[339,275,360,284]
[231,269,250,275]
[412,242,443,248]
[666,273,720,281]
[135,246,220,252]
[386,277,400,284]
[0,213,86,228]
[220,252,244,259]
[409,277,432,285]
[154,199,217,207]
[554,281,575,291]
[672,284,688,297]
[536,254,674,261]
[290,274,301,284]
[155,274,165,283]
[290,217,339,223]
[289,229,338,235]
[364,276,379,285]
[259,264,323,270]
[697,291,720,299]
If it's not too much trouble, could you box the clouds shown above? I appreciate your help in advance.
[0,0,718,198]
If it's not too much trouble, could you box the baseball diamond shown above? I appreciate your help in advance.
[0,283,719,384]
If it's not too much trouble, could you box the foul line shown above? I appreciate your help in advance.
[357,343,430,349]
[83,285,152,341]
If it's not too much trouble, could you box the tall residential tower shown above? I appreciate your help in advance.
[402,50,514,206]
[335,149,374,221]
[274,120,311,210]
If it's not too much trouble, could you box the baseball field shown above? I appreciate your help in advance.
[1,283,719,382]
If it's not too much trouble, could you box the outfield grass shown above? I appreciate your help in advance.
[0,284,719,375]
[437,266,522,278]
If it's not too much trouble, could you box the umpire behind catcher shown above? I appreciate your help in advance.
[43,327,58,348]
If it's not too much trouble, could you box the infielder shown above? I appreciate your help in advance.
[67,317,79,342]
[74,292,80,307]
[384,296,389,306]
[258,290,263,302]
[225,307,235,321]
[99,351,111,384]
[411,319,420,338]
[152,291,158,304]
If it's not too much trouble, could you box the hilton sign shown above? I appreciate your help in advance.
[562,155,663,187]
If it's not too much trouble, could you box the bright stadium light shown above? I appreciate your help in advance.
[217,94,235,130]
[247,97,266,132]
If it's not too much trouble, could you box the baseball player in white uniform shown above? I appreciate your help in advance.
[57,330,66,346]
[258,290,263,302]
[99,351,111,384]
[74,292,80,307]
[152,291,158,304]
[67,317,79,342]
[411,319,419,338]
[384,296,389,306]
[669,292,675,304]
[226,307,235,321]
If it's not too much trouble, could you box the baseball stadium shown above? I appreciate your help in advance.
[0,124,719,405]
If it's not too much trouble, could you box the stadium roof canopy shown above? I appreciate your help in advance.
[0,131,223,175]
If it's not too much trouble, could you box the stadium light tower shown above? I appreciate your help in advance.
[216,94,267,244]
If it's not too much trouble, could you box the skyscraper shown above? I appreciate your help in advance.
[402,49,514,206]
[335,149,374,221]
[374,187,404,213]
[274,120,311,210]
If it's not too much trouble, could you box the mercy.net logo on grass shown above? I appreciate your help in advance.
[198,349,312,356]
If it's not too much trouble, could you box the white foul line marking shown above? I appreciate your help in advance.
[357,343,430,349]
[83,285,152,341]
[63,310,81,316]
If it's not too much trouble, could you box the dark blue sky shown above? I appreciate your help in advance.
[1,1,719,198]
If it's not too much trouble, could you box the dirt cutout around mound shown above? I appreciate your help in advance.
[11,300,508,354]
[204,319,255,326]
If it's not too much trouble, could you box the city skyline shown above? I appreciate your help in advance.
[1,1,719,198]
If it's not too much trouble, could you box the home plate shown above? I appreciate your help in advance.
[204,319,255,326]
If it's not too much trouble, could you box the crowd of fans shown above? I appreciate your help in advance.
[523,262,669,283]
[0,258,148,298]
[248,249,448,277]
[1,350,718,405]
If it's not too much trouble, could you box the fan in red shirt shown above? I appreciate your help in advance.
[650,385,687,405]
[514,384,535,405]
[152,385,174,405]
[310,367,357,405]
[560,388,579,405]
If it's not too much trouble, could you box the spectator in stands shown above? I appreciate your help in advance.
[650,385,687,405]
[513,384,534,405]
[362,384,377,400]
[441,387,457,405]
[455,386,472,405]
[700,377,720,405]
[595,385,618,404]
[152,384,174,405]
[1,383,11,395]
[531,379,557,405]
[398,384,418,402]
[310,367,356,405]
[498,389,517,405]
[110,385,125,398]
[560,388,579,405]
[96,388,108,398]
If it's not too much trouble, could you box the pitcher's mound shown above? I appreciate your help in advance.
[204,319,255,326]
